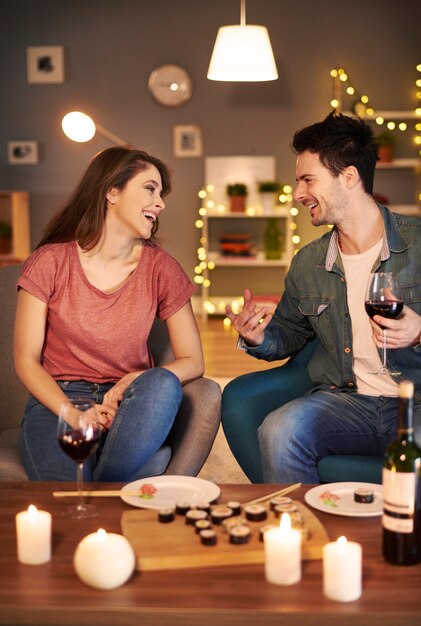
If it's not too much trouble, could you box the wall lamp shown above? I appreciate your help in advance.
[61,111,129,145]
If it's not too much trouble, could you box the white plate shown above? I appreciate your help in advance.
[304,482,383,517]
[120,475,221,509]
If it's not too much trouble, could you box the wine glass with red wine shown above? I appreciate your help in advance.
[57,397,101,518]
[365,272,403,376]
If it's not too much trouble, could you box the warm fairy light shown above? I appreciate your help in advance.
[346,86,355,95]
[194,266,202,274]
[290,207,299,216]
[194,275,204,284]
[223,317,232,328]
[195,219,203,229]
[330,98,339,108]
[337,68,345,75]
[398,122,407,131]
[207,261,216,270]
[292,235,301,245]
[376,116,384,125]
[230,300,240,314]
[361,95,369,104]
[289,222,298,230]
[416,79,421,88]
[206,184,214,193]
[246,206,256,215]
[200,236,207,244]
[416,108,421,116]
[203,279,211,288]
[198,190,206,199]
[200,261,207,270]
[204,301,216,314]
[206,200,215,209]
[416,123,421,131]
[218,301,226,311]
[284,184,293,193]
[279,194,287,203]
[330,69,338,77]
[366,107,374,115]
[339,73,348,82]
[387,121,396,130]
[417,64,421,72]
[199,207,207,216]
[415,136,421,145]
[217,204,226,213]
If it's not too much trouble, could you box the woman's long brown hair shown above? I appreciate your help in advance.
[36,146,172,250]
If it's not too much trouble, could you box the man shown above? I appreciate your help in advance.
[226,112,421,483]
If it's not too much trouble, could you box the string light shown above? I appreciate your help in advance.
[330,65,421,154]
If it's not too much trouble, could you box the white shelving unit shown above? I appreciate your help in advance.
[200,208,293,318]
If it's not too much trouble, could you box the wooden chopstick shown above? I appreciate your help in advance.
[53,490,143,497]
[244,482,302,506]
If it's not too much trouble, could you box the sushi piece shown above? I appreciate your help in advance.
[226,501,242,516]
[158,508,175,523]
[269,496,293,511]
[229,524,251,545]
[200,529,217,546]
[175,501,191,515]
[185,509,208,525]
[195,519,212,533]
[354,487,374,503]
[244,504,267,522]
[211,505,235,525]
[258,524,277,541]
[273,503,297,517]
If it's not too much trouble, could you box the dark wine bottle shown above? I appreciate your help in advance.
[382,380,421,565]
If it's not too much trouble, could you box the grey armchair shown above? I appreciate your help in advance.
[0,264,221,480]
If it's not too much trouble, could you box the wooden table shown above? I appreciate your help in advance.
[0,482,420,626]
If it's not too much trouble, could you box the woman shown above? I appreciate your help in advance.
[14,146,204,481]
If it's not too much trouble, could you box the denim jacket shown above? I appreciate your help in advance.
[246,205,421,400]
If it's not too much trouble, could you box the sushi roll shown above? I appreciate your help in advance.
[196,502,211,513]
[195,519,212,534]
[269,496,293,511]
[229,524,251,545]
[354,487,374,504]
[222,516,247,533]
[226,501,242,516]
[244,504,267,522]
[185,509,208,525]
[211,505,235,525]
[175,501,191,515]
[158,508,175,523]
[200,529,217,546]
[273,503,297,518]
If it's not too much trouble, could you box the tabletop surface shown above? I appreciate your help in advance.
[0,481,420,626]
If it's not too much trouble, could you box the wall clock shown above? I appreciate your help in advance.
[148,64,193,107]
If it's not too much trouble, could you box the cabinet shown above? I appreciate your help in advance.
[0,191,31,267]
[199,208,293,318]
[344,110,420,216]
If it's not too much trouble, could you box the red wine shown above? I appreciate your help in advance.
[382,381,421,565]
[365,300,403,319]
[58,429,100,463]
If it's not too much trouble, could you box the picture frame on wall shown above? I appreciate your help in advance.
[8,141,39,164]
[174,125,202,158]
[27,46,65,84]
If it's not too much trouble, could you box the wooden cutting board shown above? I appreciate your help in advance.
[121,501,329,571]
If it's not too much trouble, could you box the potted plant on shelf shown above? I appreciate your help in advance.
[0,220,12,254]
[226,183,248,213]
[258,181,282,214]
[376,130,396,164]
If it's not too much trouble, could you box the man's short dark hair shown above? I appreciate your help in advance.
[292,112,378,194]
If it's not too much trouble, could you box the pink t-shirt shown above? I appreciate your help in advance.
[18,242,196,383]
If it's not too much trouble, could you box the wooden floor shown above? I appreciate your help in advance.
[196,316,280,379]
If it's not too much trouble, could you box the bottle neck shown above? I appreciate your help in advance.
[397,397,414,441]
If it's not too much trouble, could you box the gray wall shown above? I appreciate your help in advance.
[1,0,419,278]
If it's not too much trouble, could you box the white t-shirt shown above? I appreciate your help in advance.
[339,239,398,397]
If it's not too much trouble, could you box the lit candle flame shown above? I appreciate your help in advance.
[28,504,38,515]
[279,512,291,532]
[96,528,107,540]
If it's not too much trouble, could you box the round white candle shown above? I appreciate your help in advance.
[74,528,135,590]
[323,536,362,602]
[16,505,52,565]
[264,513,302,585]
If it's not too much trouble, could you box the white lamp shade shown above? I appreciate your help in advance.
[62,111,96,142]
[207,25,278,82]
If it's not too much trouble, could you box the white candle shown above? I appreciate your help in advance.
[323,536,362,602]
[16,505,52,565]
[264,513,302,585]
[74,528,135,590]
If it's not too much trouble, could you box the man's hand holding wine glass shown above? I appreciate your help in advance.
[369,298,421,349]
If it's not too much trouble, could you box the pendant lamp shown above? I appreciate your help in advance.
[207,0,278,82]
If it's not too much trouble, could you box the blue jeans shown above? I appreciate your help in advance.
[20,368,183,482]
[257,389,421,484]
